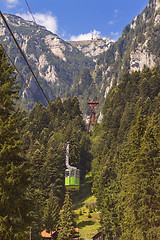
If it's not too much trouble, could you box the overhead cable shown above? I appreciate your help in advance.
[24,0,36,24]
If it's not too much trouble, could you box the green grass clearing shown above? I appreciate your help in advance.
[73,175,102,239]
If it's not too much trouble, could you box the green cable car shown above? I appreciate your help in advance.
[65,169,80,191]
[65,142,80,191]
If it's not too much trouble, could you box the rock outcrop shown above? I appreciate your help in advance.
[68,37,113,60]
[95,0,160,106]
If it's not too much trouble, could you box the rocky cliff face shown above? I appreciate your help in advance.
[95,0,160,109]
[0,0,159,115]
[0,14,93,109]
[130,42,156,72]
[129,0,160,72]
[68,37,113,60]
[45,35,67,62]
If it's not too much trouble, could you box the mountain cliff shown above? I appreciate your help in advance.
[68,37,113,60]
[94,0,160,111]
[0,0,159,116]
[0,14,93,110]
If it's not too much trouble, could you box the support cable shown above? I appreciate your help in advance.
[0,11,50,106]
[24,0,36,23]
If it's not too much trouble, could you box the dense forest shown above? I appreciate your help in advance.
[91,67,160,239]
[0,43,91,239]
[22,96,92,238]
[0,0,159,117]
[0,31,160,240]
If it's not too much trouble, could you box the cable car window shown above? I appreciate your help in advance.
[76,171,80,178]
[65,171,69,177]
[71,171,74,177]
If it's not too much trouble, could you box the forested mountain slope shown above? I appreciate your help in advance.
[0,14,93,110]
[22,96,92,238]
[1,33,160,238]
[91,66,160,239]
[0,41,92,238]
[94,0,160,113]
[0,0,159,117]
[1,0,160,237]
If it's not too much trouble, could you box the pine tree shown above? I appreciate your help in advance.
[0,44,31,239]
[57,191,76,240]
[45,133,65,201]
[43,190,60,234]
[119,112,160,239]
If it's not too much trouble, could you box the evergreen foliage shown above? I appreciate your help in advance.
[91,67,160,239]
[0,2,159,238]
[57,191,76,240]
[22,95,92,238]
[71,67,94,115]
[43,190,60,233]
[0,2,159,116]
[0,44,31,239]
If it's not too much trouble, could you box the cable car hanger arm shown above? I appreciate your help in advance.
[65,142,77,170]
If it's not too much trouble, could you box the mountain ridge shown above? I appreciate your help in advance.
[68,36,113,60]
[94,0,160,113]
[0,13,94,110]
[0,0,159,116]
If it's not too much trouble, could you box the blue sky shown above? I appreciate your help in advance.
[0,0,149,41]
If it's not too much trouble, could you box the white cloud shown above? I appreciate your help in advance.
[108,9,119,25]
[6,0,18,8]
[17,12,58,34]
[110,32,120,41]
[108,20,114,25]
[114,9,119,18]
[70,30,101,41]
[111,32,119,36]
[7,0,18,3]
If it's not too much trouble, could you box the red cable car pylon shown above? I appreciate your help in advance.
[88,83,99,133]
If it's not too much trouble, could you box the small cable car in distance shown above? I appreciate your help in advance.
[65,142,80,191]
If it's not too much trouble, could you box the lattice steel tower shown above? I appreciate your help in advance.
[88,83,99,133]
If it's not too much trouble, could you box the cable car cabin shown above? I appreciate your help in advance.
[65,169,80,191]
